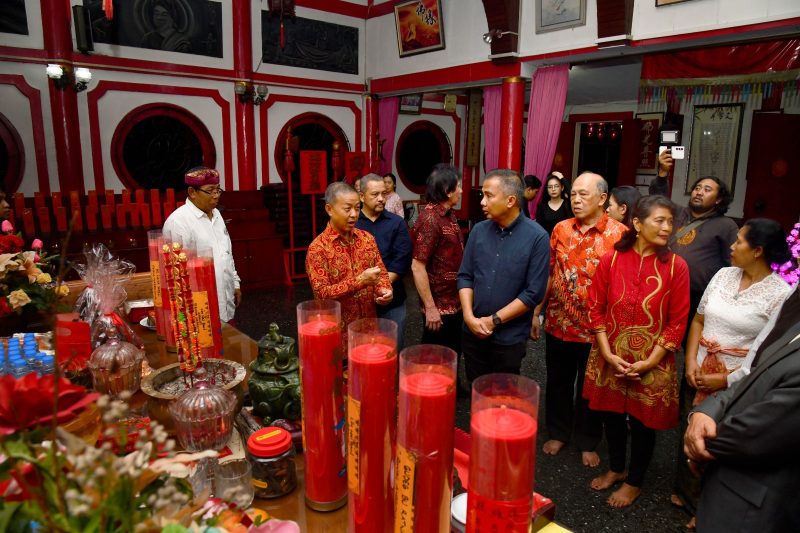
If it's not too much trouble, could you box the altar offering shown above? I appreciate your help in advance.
[296,299,347,511]
[466,374,539,533]
[347,318,397,532]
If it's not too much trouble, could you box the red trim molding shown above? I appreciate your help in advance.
[259,94,362,187]
[296,0,368,18]
[0,74,51,195]
[87,81,232,191]
[371,61,521,94]
[109,103,217,190]
[252,72,364,94]
[631,17,800,49]
[0,112,25,193]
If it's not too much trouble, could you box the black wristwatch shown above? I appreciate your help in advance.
[492,313,502,326]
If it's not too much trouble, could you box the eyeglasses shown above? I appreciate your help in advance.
[196,187,223,197]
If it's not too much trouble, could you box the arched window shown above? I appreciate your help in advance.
[273,112,350,182]
[111,103,215,191]
[0,113,25,193]
[395,120,452,194]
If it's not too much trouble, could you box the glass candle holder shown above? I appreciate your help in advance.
[147,230,167,340]
[188,250,222,360]
[466,374,540,533]
[347,318,398,533]
[169,379,236,451]
[215,459,255,509]
[296,299,347,511]
[395,344,457,533]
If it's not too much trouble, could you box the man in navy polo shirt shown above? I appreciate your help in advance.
[457,169,550,379]
[355,174,413,348]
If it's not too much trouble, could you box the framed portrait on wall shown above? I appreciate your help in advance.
[635,112,664,175]
[399,94,423,114]
[656,0,693,6]
[394,0,445,57]
[535,0,586,34]
[686,104,744,195]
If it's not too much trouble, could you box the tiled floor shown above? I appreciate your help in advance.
[235,279,689,532]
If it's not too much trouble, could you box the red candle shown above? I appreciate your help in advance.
[347,330,397,533]
[466,407,537,532]
[297,301,347,511]
[147,231,166,339]
[396,370,456,532]
[188,257,222,359]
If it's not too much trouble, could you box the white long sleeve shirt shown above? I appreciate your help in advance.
[162,199,240,322]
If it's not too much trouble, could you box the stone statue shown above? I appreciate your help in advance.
[248,323,301,424]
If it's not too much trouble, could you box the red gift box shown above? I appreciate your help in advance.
[54,312,92,372]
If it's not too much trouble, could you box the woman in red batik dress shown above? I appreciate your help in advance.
[583,195,690,508]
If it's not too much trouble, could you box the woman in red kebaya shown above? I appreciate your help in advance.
[583,195,690,508]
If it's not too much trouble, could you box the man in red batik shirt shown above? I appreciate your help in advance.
[307,182,393,329]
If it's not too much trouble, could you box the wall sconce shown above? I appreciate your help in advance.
[46,64,92,92]
[482,29,518,44]
[234,81,268,105]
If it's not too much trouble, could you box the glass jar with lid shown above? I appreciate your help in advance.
[169,377,236,451]
[246,426,297,499]
[87,327,144,398]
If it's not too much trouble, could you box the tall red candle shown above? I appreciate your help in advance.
[297,300,347,511]
[466,374,539,533]
[347,318,398,532]
[188,256,222,359]
[395,345,457,533]
[147,230,166,339]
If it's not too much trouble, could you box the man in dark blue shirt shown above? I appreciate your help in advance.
[457,169,550,380]
[355,174,413,348]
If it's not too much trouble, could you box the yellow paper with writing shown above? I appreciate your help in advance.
[393,444,417,533]
[150,261,162,307]
[192,291,213,348]
[347,395,361,494]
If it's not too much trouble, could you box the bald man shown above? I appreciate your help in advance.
[532,172,626,467]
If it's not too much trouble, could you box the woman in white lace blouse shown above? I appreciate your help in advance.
[674,218,791,528]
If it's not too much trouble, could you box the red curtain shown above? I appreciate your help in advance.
[641,39,800,80]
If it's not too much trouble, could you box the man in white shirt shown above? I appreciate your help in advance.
[162,167,241,323]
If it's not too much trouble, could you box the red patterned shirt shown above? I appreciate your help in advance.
[411,203,464,315]
[306,223,392,328]
[544,214,626,343]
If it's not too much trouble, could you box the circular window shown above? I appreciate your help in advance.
[395,121,451,194]
[111,104,215,191]
[0,113,24,193]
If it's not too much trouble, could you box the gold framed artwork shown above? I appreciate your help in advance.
[394,0,445,58]
[686,104,744,195]
[535,0,587,34]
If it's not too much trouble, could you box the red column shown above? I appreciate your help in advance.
[42,0,84,195]
[364,95,378,173]
[233,0,256,191]
[498,76,525,171]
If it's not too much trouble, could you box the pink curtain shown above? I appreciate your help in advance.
[378,97,399,176]
[483,85,502,172]
[524,64,569,218]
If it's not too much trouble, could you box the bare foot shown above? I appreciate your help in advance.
[590,470,627,491]
[607,483,641,508]
[686,516,696,530]
[582,451,601,467]
[542,439,566,455]
[670,494,684,507]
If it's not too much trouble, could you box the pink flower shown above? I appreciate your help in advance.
[1,220,13,233]
[31,239,43,250]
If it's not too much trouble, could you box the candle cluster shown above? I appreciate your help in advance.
[162,242,203,374]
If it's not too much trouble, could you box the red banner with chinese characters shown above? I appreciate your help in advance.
[344,152,368,184]
[299,151,327,195]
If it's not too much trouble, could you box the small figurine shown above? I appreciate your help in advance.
[248,323,301,424]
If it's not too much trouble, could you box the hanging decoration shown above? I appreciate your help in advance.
[268,0,296,50]
[103,0,114,20]
[162,242,202,377]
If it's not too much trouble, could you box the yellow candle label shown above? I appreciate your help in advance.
[347,395,361,494]
[394,444,417,533]
[192,291,213,348]
[150,261,162,306]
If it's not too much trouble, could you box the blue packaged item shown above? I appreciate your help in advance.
[9,358,30,378]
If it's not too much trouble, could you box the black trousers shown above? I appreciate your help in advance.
[603,412,656,488]
[544,333,602,451]
[462,329,527,382]
[420,311,463,355]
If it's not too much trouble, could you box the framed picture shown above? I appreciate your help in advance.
[635,112,664,175]
[656,0,692,6]
[394,0,445,57]
[399,94,423,114]
[536,0,586,34]
[686,104,744,195]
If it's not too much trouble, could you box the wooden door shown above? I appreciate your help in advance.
[743,113,800,229]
